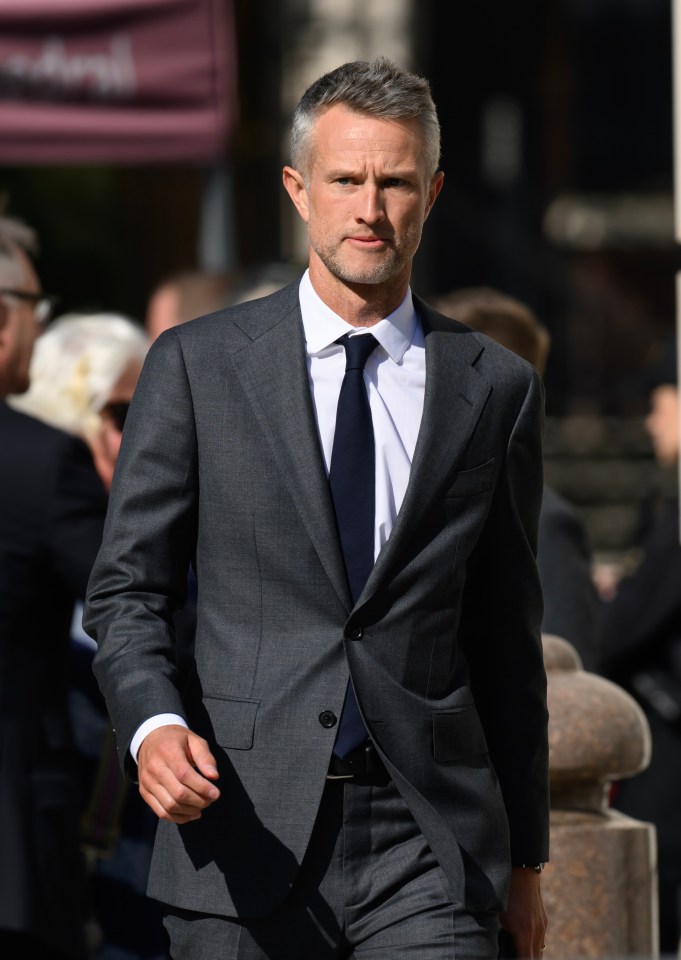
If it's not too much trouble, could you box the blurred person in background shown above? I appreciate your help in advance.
[145,270,235,342]
[599,342,681,954]
[11,312,174,960]
[434,287,600,671]
[0,216,107,959]
[11,313,149,492]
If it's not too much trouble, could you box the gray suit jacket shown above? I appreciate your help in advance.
[84,281,548,920]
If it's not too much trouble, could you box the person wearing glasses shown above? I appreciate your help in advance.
[1,286,55,326]
[0,245,54,396]
[0,215,108,960]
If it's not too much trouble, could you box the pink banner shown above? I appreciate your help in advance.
[0,0,236,164]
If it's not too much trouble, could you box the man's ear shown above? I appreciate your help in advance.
[423,170,444,222]
[282,166,310,223]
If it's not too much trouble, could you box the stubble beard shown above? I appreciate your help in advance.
[311,225,423,287]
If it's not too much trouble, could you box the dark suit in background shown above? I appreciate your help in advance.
[0,401,107,958]
[538,485,600,671]
[600,497,681,952]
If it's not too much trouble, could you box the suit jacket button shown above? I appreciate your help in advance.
[347,626,363,640]
[319,711,337,728]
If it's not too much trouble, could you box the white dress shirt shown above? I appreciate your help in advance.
[130,270,426,761]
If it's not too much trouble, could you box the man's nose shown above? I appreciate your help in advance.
[354,184,385,224]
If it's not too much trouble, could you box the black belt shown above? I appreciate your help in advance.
[327,741,390,787]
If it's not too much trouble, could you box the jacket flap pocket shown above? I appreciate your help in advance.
[203,696,259,750]
[432,706,488,762]
[445,458,495,498]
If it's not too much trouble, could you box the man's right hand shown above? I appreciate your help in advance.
[137,724,221,824]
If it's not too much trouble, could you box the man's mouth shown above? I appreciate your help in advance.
[346,235,390,248]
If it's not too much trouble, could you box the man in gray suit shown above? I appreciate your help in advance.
[85,58,549,959]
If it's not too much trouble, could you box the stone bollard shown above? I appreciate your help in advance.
[541,634,657,959]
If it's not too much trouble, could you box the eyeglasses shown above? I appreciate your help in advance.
[0,288,57,326]
[100,401,131,432]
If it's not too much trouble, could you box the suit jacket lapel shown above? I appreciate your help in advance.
[223,287,490,616]
[226,292,352,612]
[360,301,491,605]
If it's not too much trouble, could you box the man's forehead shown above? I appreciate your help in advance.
[0,258,22,291]
[314,106,420,139]
[310,108,423,166]
[321,136,416,156]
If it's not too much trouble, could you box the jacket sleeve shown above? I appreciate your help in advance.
[83,328,198,775]
[459,367,550,865]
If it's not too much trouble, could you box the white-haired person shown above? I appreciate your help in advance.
[10,312,148,492]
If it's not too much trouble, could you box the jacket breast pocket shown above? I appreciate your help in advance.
[445,458,496,499]
[202,695,260,750]
[432,705,489,763]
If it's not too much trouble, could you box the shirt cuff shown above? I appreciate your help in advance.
[130,714,188,764]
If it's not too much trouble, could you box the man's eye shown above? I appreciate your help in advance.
[335,177,353,185]
[384,178,406,188]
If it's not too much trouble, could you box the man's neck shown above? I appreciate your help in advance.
[307,261,410,328]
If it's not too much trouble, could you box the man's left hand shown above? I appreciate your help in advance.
[500,866,548,959]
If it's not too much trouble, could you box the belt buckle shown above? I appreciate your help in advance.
[326,746,363,780]
[326,743,390,786]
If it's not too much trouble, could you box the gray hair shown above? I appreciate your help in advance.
[290,57,441,180]
[0,214,38,287]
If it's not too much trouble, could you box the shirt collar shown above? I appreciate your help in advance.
[298,269,417,364]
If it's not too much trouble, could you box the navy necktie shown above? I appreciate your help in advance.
[329,332,378,758]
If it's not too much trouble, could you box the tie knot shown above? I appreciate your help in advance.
[339,333,378,372]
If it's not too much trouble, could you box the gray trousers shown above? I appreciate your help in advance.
[163,778,501,959]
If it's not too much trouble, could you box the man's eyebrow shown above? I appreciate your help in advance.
[325,166,419,180]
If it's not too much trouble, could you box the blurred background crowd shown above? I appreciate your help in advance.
[1,0,681,958]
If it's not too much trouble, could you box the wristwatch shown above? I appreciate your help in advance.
[517,863,545,873]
